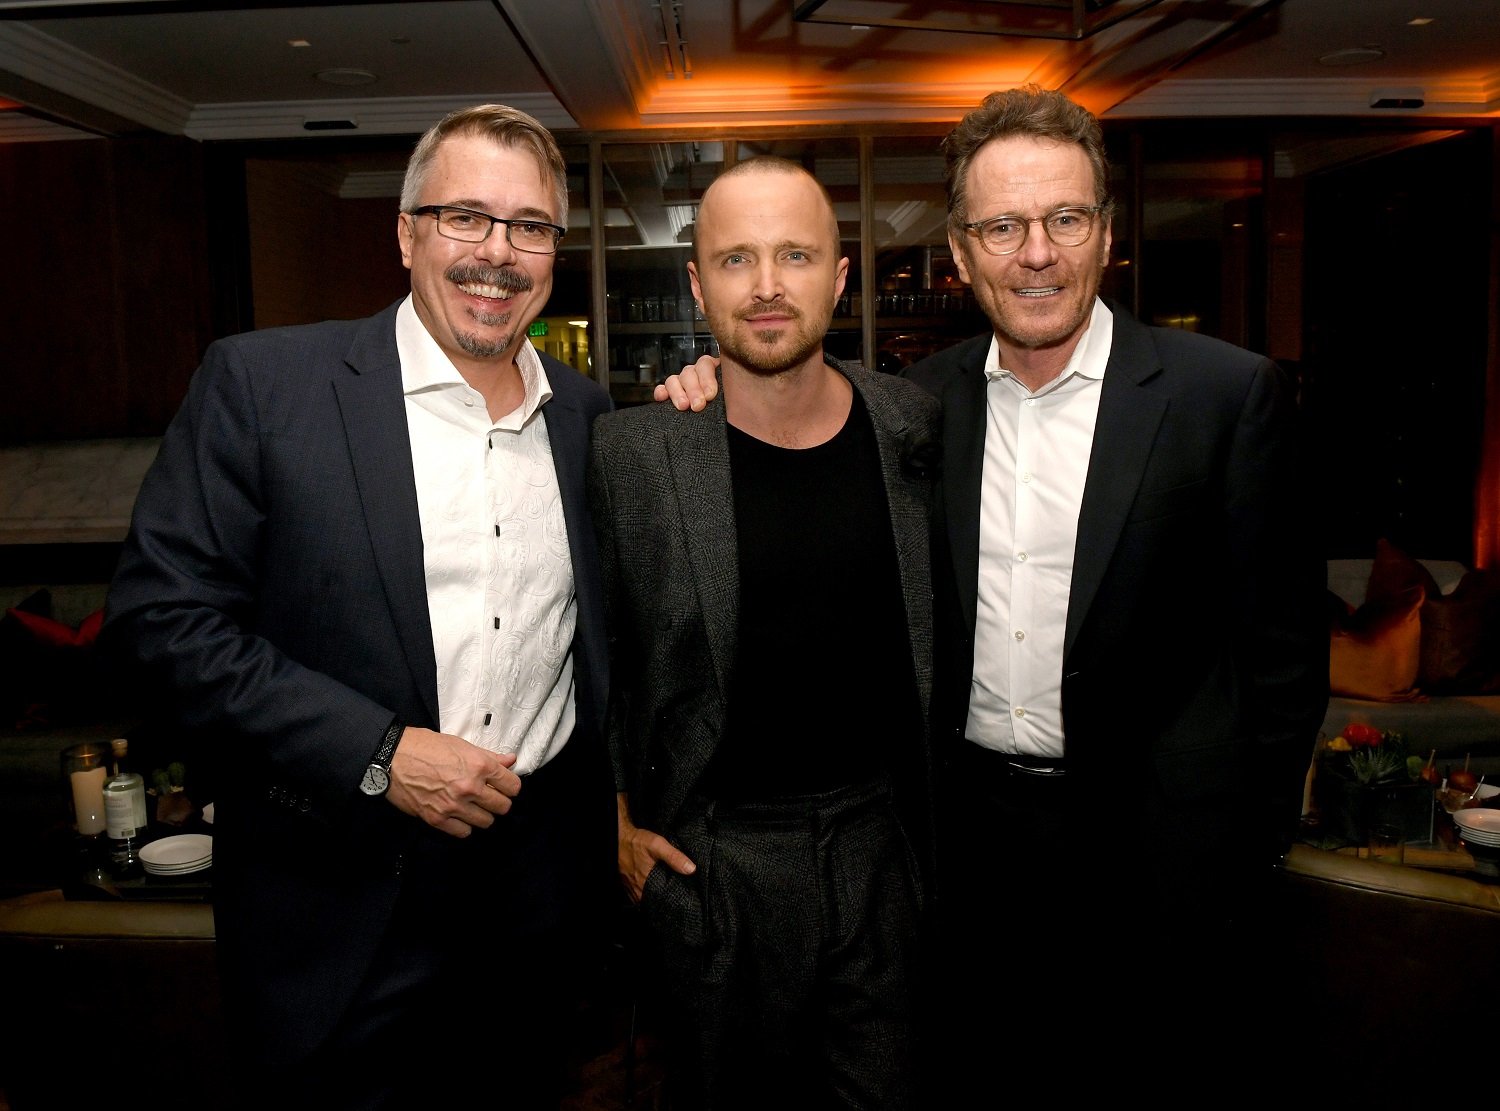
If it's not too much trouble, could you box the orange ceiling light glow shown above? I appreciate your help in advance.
[792,0,1169,41]
[637,50,1051,125]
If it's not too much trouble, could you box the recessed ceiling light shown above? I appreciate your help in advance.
[1318,46,1386,66]
[567,320,589,327]
[316,68,378,87]
[1407,18,1434,27]
[288,39,311,48]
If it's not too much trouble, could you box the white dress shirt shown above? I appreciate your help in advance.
[396,295,576,775]
[965,298,1113,758]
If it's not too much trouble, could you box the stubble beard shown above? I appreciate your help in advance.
[714,304,828,377]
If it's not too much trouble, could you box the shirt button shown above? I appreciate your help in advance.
[463,396,476,407]
[1021,472,1032,483]
[1014,707,1027,718]
[1026,398,1038,407]
[1016,552,1028,562]
[1014,630,1025,641]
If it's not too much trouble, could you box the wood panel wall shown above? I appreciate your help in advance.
[244,158,408,330]
[0,136,213,444]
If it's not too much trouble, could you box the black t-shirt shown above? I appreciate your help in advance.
[704,390,920,801]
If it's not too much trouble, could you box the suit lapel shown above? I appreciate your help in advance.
[1066,309,1167,657]
[333,309,440,727]
[540,372,592,599]
[940,340,990,640]
[850,366,934,709]
[667,401,740,703]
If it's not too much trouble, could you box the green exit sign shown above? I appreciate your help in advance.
[528,321,548,337]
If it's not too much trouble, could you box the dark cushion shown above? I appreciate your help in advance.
[1366,537,1439,604]
[1419,569,1500,694]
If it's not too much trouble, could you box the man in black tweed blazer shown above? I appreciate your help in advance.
[588,156,940,1109]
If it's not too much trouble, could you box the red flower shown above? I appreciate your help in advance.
[1341,722,1383,748]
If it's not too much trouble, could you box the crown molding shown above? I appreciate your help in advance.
[0,107,99,140]
[0,20,189,133]
[182,92,574,141]
[1107,77,1500,118]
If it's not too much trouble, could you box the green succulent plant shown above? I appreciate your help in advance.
[1349,745,1409,785]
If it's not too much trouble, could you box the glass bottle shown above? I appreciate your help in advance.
[104,737,148,876]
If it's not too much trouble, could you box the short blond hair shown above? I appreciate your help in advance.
[693,155,840,262]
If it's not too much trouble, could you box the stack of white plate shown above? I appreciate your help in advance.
[139,833,213,876]
[1453,808,1500,876]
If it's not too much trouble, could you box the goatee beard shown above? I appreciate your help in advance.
[447,264,532,357]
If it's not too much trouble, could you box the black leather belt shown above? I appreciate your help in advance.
[952,741,1068,778]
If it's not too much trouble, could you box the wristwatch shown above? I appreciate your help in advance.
[359,718,404,797]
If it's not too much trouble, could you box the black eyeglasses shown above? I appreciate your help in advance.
[961,205,1104,256]
[409,205,565,254]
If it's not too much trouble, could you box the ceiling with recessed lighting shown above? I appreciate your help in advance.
[0,0,1495,143]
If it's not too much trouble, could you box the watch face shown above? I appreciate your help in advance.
[360,764,390,796]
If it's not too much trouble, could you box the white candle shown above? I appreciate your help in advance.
[70,766,107,835]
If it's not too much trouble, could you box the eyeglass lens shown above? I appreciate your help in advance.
[975,208,1096,254]
[427,208,559,253]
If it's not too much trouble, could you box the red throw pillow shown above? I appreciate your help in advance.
[5,607,104,648]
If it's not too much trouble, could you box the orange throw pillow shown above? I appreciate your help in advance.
[1329,583,1426,701]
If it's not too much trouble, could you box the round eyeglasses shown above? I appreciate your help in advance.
[410,205,565,254]
[961,205,1104,256]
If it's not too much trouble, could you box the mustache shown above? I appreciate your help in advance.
[738,303,802,322]
[445,263,533,292]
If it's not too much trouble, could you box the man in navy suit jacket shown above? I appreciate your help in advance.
[105,104,614,1109]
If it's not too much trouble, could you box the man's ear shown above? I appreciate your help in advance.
[398,212,415,270]
[687,259,703,310]
[947,228,973,286]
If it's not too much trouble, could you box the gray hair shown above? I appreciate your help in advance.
[400,103,568,226]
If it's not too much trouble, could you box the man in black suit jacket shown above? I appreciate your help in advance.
[105,104,614,1109]
[658,87,1327,1093]
[903,86,1327,1091]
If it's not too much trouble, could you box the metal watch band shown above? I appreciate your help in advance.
[371,718,403,770]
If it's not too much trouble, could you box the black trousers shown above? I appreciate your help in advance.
[247,737,612,1111]
[641,780,927,1111]
[932,741,1299,1102]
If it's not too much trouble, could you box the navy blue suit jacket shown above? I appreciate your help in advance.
[104,300,613,1064]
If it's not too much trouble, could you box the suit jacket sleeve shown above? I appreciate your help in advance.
[104,333,400,815]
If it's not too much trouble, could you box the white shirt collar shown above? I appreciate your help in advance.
[983,297,1114,394]
[395,294,553,428]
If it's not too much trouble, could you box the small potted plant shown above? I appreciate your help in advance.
[1311,723,1434,847]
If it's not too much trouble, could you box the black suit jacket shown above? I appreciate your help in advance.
[104,300,613,1064]
[905,299,1328,879]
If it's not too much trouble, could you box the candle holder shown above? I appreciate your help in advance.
[62,741,110,837]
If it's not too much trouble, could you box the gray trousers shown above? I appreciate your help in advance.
[640,780,926,1111]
